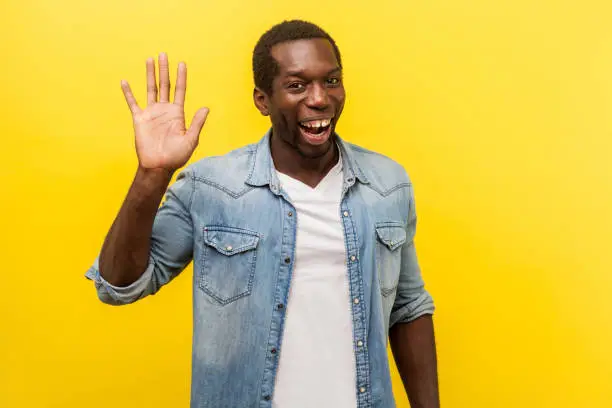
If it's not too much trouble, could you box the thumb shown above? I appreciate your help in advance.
[186,107,210,143]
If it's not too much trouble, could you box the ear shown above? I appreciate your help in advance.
[253,87,270,116]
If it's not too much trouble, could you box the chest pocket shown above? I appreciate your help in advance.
[375,222,407,296]
[199,226,260,305]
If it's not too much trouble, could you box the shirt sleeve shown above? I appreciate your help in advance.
[389,183,435,327]
[84,170,195,305]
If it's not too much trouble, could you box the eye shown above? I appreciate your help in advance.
[287,82,305,91]
[326,77,341,86]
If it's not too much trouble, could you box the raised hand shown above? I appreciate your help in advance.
[121,53,209,172]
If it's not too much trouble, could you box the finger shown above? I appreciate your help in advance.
[174,62,187,107]
[146,57,158,106]
[121,80,141,114]
[186,107,210,144]
[159,52,170,103]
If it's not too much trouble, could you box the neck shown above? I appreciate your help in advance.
[270,130,339,188]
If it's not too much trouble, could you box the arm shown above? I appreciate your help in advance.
[87,168,196,304]
[389,183,439,407]
[390,315,439,408]
[98,167,174,287]
[88,52,209,294]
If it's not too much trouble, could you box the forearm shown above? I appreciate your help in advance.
[389,314,440,408]
[98,166,174,287]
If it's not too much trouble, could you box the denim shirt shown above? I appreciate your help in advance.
[85,130,434,408]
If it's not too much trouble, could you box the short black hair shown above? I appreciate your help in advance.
[252,20,342,95]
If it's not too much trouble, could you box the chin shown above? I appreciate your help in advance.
[296,131,335,159]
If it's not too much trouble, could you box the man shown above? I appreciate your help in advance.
[85,20,439,408]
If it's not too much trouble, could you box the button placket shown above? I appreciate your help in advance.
[260,201,296,405]
[340,200,371,407]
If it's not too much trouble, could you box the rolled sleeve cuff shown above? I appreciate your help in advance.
[389,291,435,328]
[84,257,154,305]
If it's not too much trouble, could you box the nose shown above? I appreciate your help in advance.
[305,83,329,110]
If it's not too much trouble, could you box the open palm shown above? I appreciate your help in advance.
[121,53,209,171]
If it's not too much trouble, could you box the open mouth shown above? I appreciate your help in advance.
[298,118,333,145]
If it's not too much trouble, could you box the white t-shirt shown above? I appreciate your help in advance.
[272,152,357,408]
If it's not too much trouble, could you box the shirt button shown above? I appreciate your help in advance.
[263,395,271,401]
[343,211,349,217]
[288,211,293,217]
[350,255,356,262]
[359,387,366,393]
[226,245,233,251]
[271,348,277,354]
[353,298,360,304]
[277,303,284,310]
[357,340,363,347]
[284,257,291,264]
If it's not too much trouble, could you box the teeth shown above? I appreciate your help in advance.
[302,119,331,128]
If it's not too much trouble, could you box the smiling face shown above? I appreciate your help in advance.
[254,38,345,159]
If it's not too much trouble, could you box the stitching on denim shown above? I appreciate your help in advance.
[188,172,195,211]
[204,225,262,237]
[245,149,257,183]
[363,181,410,197]
[383,182,411,196]
[192,176,253,198]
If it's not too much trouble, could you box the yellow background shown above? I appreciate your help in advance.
[1,0,611,407]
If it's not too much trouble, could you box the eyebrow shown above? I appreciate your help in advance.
[284,66,342,78]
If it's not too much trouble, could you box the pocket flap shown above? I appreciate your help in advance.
[375,223,407,251]
[204,227,260,256]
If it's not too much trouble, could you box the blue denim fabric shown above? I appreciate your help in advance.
[85,129,434,408]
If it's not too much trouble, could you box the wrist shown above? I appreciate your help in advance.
[135,166,175,187]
